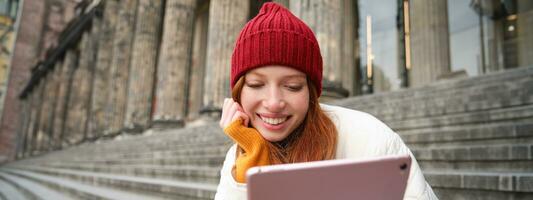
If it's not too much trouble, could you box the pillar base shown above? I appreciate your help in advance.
[199,105,222,119]
[152,119,184,130]
[320,81,349,102]
[122,123,148,134]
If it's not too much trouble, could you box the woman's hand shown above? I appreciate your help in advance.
[219,98,270,183]
[220,98,249,128]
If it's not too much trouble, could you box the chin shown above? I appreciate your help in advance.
[257,130,290,142]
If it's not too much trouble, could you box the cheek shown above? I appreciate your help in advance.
[293,92,310,116]
[294,100,309,122]
[239,89,258,116]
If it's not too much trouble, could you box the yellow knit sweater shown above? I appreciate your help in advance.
[224,119,271,183]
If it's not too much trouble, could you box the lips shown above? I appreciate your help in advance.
[257,114,290,126]
[261,116,287,125]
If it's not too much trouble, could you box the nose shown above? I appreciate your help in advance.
[262,86,286,112]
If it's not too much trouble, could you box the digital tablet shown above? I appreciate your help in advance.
[247,154,411,200]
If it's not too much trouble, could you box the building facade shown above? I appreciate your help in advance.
[1,0,532,164]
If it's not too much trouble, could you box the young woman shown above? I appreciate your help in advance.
[215,2,437,199]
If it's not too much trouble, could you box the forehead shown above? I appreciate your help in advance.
[245,65,306,79]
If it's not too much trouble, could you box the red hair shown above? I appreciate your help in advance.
[232,76,337,164]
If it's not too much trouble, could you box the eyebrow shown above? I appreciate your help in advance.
[247,72,306,79]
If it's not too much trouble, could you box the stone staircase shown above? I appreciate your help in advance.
[0,125,232,200]
[333,67,533,200]
[0,67,532,200]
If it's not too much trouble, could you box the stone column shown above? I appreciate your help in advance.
[53,50,77,149]
[35,74,53,152]
[20,95,34,157]
[107,0,138,135]
[409,0,451,87]
[341,0,357,96]
[188,4,209,120]
[517,0,533,67]
[63,46,85,145]
[23,91,37,156]
[89,0,118,137]
[202,0,249,116]
[64,32,93,145]
[153,0,196,129]
[16,99,30,158]
[80,23,99,140]
[29,81,45,155]
[290,0,348,100]
[124,0,163,132]
[45,62,62,149]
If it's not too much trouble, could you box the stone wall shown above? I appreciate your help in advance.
[0,0,74,162]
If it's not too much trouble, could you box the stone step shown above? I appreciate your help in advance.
[418,160,533,174]
[2,168,171,200]
[433,187,533,200]
[334,67,533,121]
[6,166,216,200]
[399,121,533,147]
[349,67,532,107]
[35,163,221,184]
[18,131,229,162]
[425,170,533,193]
[53,143,232,161]
[36,126,227,156]
[49,140,231,159]
[412,144,533,162]
[97,124,226,147]
[0,171,73,200]
[361,88,531,123]
[353,86,531,122]
[93,137,229,152]
[388,103,533,131]
[21,151,228,168]
[20,141,231,166]
[0,175,29,200]
[116,145,231,159]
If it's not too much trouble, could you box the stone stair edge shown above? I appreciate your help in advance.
[0,170,71,200]
[6,165,218,191]
[0,173,32,200]
[424,170,533,192]
[2,168,171,200]
[332,67,533,105]
[387,104,533,131]
[412,144,532,161]
[401,122,533,144]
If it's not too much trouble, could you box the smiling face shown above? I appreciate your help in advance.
[240,65,310,142]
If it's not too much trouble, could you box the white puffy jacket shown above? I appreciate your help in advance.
[215,104,438,199]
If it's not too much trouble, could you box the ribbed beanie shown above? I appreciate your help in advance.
[231,2,323,96]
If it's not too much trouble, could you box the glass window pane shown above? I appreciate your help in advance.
[448,0,482,77]
[358,0,402,93]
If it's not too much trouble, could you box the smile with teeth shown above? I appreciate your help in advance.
[259,116,288,125]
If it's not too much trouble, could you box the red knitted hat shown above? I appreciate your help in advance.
[231,2,323,96]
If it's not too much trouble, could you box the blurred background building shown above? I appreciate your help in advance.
[0,0,18,162]
[0,0,531,199]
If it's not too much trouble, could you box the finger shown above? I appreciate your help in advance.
[232,103,249,126]
[231,111,248,125]
[239,111,250,127]
[220,98,233,127]
[230,112,240,124]
[218,98,228,128]
[223,102,239,128]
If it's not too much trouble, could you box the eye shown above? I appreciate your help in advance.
[245,82,264,89]
[285,84,303,92]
